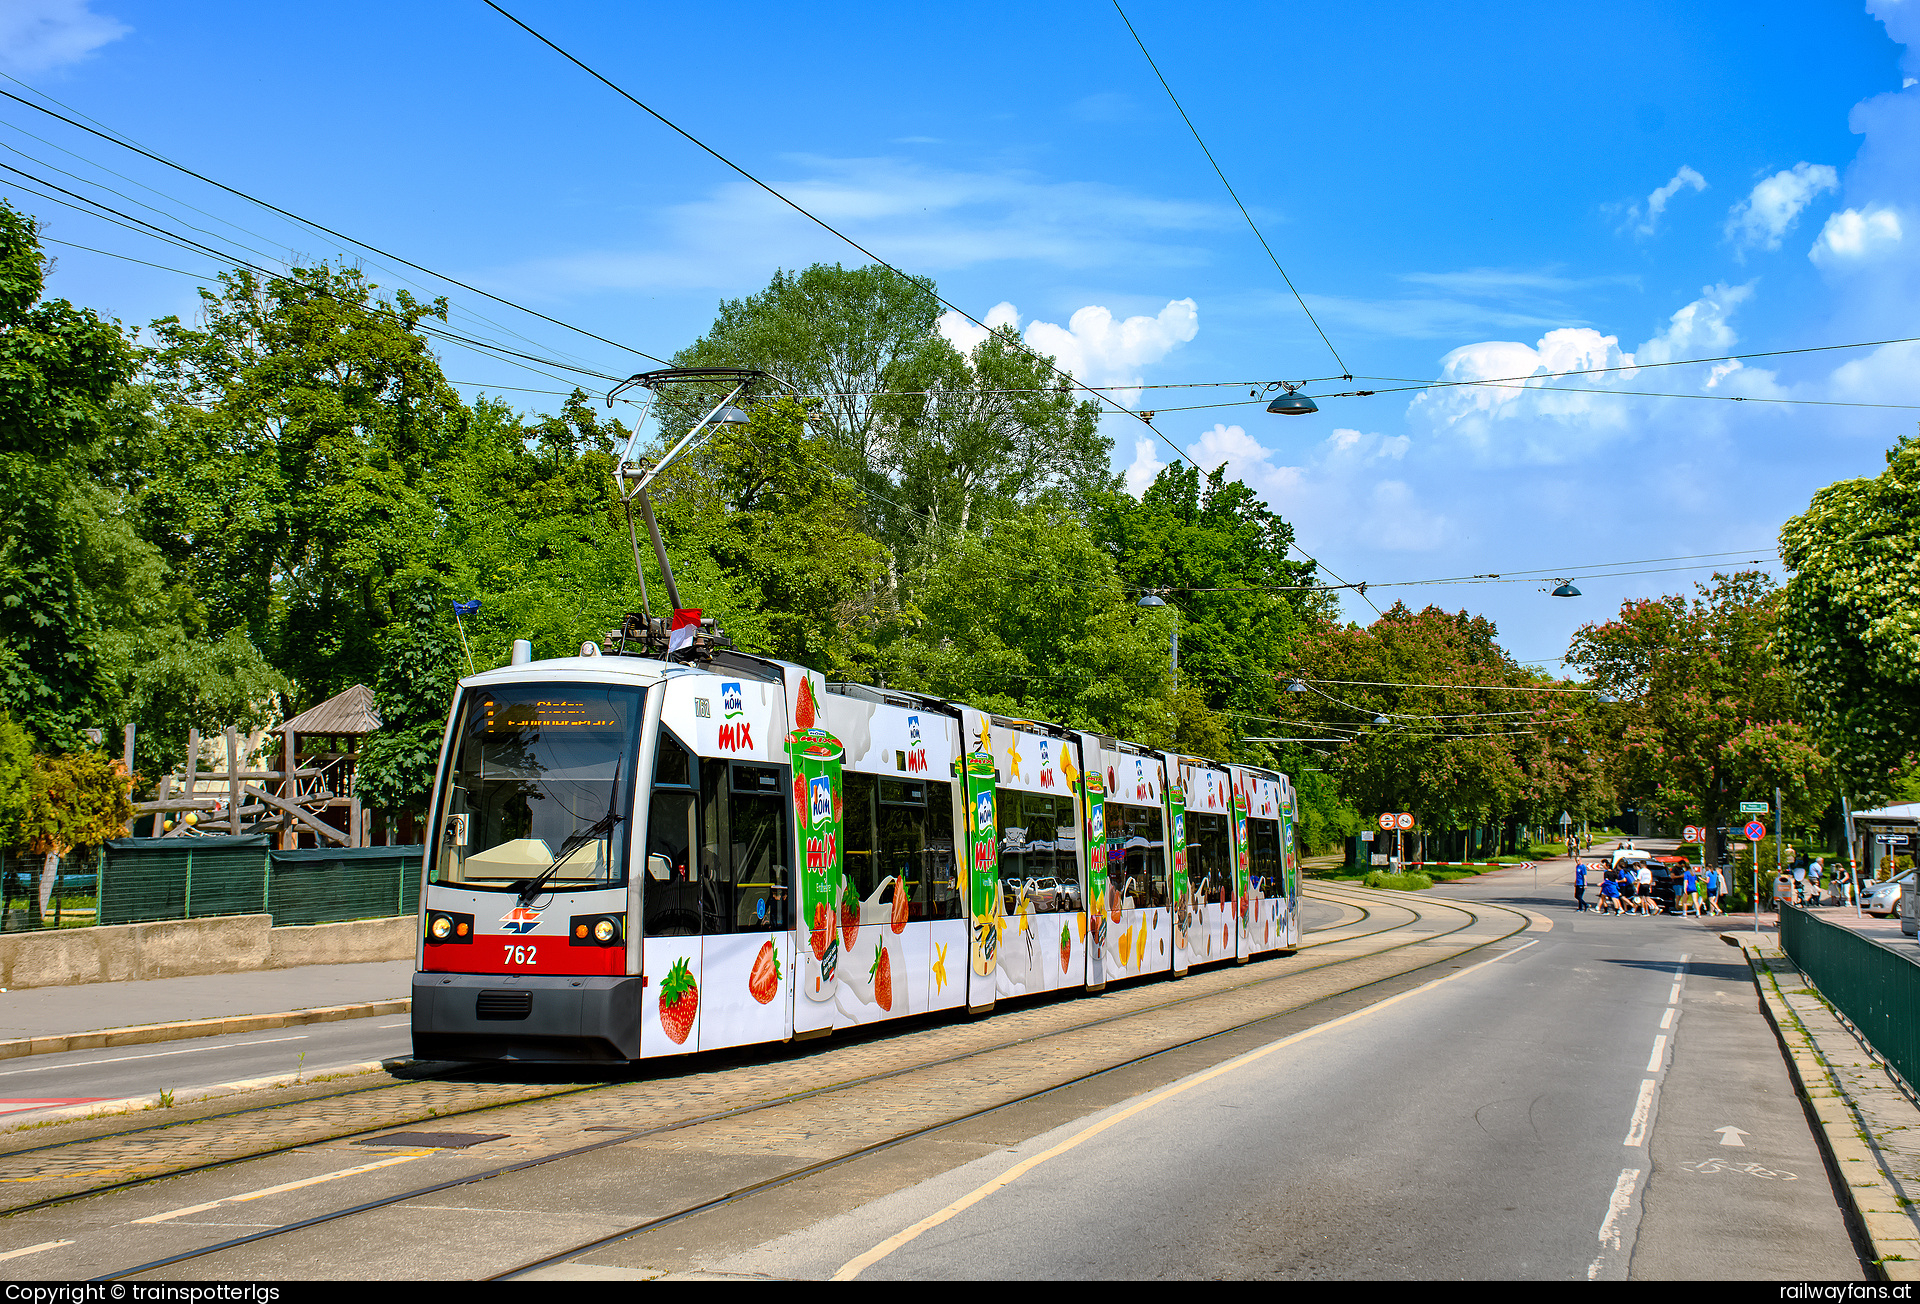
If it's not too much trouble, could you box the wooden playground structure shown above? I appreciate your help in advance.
[133,685,382,849]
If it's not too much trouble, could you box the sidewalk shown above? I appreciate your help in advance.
[0,960,412,1048]
[1738,934,1920,1278]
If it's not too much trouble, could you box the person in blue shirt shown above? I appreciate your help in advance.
[1679,867,1699,918]
[1574,861,1588,912]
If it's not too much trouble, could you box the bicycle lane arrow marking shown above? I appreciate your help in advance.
[1715,1126,1750,1147]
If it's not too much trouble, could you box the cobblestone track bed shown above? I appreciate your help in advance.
[5,886,1501,1237]
[100,890,1532,1282]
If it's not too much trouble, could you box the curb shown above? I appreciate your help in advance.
[1736,935,1920,1281]
[0,999,411,1061]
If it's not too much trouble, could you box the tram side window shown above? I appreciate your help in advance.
[1248,817,1283,899]
[644,788,700,937]
[1189,812,1233,904]
[1107,802,1168,909]
[725,765,790,932]
[843,771,878,911]
[922,781,961,921]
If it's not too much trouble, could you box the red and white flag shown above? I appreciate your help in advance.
[668,608,702,655]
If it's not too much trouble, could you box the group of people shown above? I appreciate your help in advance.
[1772,856,1844,908]
[1571,855,1730,917]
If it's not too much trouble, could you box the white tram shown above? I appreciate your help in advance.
[412,647,1301,1062]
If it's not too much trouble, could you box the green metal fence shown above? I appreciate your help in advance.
[1780,904,1920,1091]
[98,838,423,928]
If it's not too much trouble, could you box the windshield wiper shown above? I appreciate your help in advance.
[514,808,624,905]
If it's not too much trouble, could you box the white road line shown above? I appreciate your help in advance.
[131,1153,431,1225]
[1660,1008,1674,1029]
[1667,983,1682,1004]
[0,1035,310,1078]
[831,935,1541,1280]
[0,1240,74,1262]
[1589,1167,1643,1279]
[1646,1034,1668,1072]
[1623,1079,1657,1146]
[376,1022,411,1029]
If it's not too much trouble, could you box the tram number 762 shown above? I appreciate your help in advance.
[504,944,539,966]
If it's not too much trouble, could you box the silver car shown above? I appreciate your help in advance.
[1863,871,1912,917]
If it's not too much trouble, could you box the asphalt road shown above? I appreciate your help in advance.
[662,861,1866,1279]
[0,1017,414,1118]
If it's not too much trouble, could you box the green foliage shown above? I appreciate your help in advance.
[144,265,462,706]
[356,587,462,815]
[125,630,285,783]
[0,201,141,749]
[1778,436,1920,805]
[888,500,1176,742]
[0,711,30,845]
[1291,603,1612,838]
[1568,571,1827,858]
[22,749,132,856]
[1362,869,1432,891]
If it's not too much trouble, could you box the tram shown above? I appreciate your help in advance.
[411,364,1300,1062]
[410,645,1302,1062]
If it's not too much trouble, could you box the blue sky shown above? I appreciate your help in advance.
[5,0,1917,667]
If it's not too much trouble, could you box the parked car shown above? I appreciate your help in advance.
[1863,871,1912,917]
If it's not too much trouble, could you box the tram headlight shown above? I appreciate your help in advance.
[570,913,624,946]
[426,911,473,945]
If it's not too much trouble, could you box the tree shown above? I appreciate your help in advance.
[1090,461,1325,759]
[876,325,1111,560]
[1568,572,1827,864]
[20,749,133,921]
[670,263,947,527]
[1778,434,1920,806]
[0,711,29,847]
[143,265,462,708]
[356,587,460,818]
[0,201,141,748]
[888,500,1177,742]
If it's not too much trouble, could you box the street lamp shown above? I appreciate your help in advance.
[1263,381,1319,416]
[1551,580,1582,597]
[1136,594,1178,692]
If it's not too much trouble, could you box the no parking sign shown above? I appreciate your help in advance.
[1744,820,1767,841]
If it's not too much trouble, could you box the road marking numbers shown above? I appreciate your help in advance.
[1682,1157,1796,1180]
[0,1240,73,1262]
[131,1153,431,1225]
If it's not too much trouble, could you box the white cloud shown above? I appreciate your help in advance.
[497,156,1229,296]
[1810,205,1904,264]
[936,297,1198,394]
[1123,437,1166,497]
[1632,165,1707,236]
[1725,162,1839,252]
[1404,283,1782,461]
[0,0,127,74]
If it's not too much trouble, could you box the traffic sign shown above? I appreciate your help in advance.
[1682,826,1704,843]
[1740,802,1769,814]
[1377,812,1396,831]
[1744,821,1767,841]
[1395,812,1415,830]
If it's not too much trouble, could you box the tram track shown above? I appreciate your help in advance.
[3,886,1537,1281]
[0,884,1405,1219]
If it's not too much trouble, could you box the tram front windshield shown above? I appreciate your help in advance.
[431,684,644,891]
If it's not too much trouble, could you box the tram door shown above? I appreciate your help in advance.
[641,676,794,1058]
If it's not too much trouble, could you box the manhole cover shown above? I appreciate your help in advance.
[352,1132,509,1149]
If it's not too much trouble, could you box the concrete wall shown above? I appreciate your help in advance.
[0,913,415,989]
